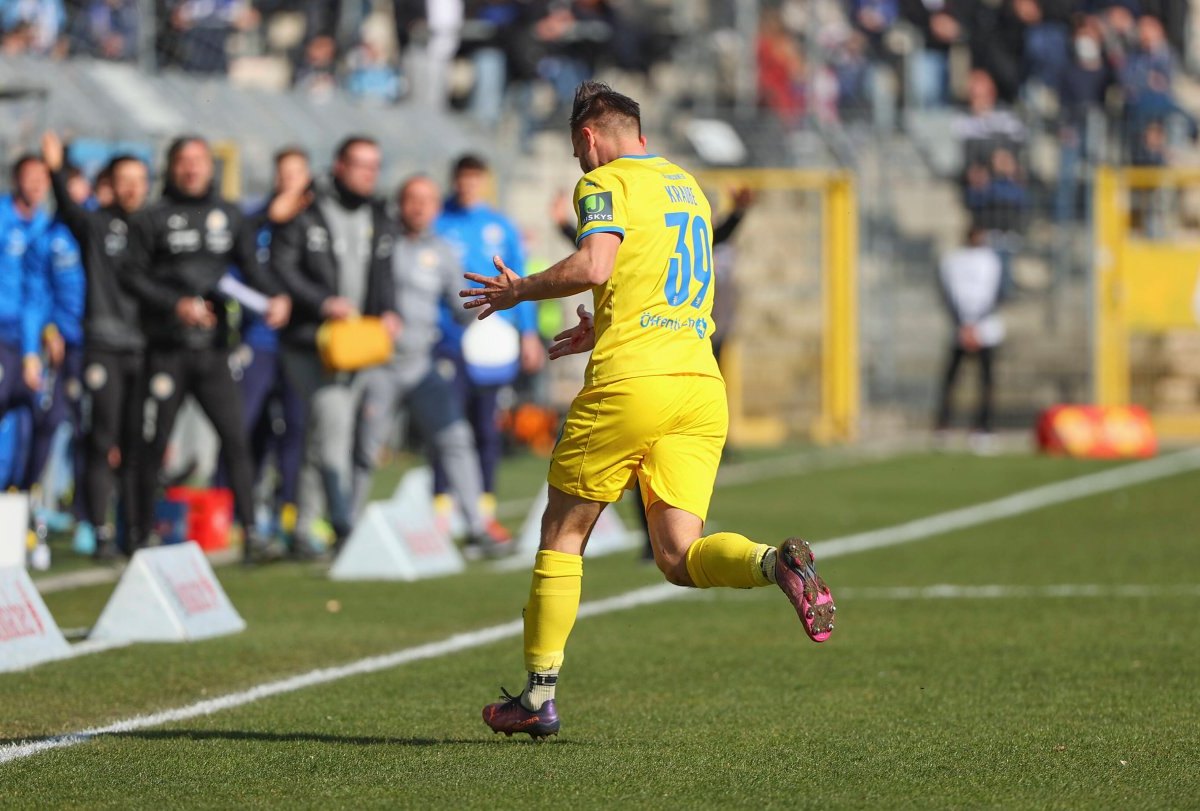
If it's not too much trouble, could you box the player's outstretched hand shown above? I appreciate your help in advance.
[549,304,595,359]
[461,256,521,319]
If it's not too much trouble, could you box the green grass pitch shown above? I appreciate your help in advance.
[2,449,1199,808]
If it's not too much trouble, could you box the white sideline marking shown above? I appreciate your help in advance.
[810,448,1200,560]
[4,449,1198,765]
[838,583,1200,600]
[0,583,678,765]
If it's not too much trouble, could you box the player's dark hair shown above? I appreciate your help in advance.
[569,81,641,135]
[274,146,309,166]
[66,165,85,182]
[452,154,488,176]
[103,154,144,177]
[10,152,44,181]
[335,135,378,162]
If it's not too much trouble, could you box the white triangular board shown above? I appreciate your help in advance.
[392,466,467,538]
[0,566,71,672]
[0,493,29,569]
[330,499,464,581]
[89,542,246,643]
[497,485,642,570]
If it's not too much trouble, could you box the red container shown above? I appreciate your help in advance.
[1035,405,1158,459]
[164,487,234,551]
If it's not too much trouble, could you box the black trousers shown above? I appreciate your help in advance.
[80,348,144,540]
[935,345,995,432]
[134,346,254,546]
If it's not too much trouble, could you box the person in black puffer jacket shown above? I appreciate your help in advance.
[271,135,399,552]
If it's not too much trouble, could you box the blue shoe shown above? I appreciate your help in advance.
[72,521,97,556]
[39,508,75,533]
[482,688,560,740]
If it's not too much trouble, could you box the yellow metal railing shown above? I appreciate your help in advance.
[697,169,859,444]
[1093,165,1200,436]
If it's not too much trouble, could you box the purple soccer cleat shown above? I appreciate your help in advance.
[776,538,836,642]
[482,688,561,740]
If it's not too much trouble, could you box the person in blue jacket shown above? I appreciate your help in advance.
[433,154,545,525]
[222,147,310,550]
[22,203,86,492]
[0,155,52,478]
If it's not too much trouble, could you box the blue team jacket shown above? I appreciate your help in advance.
[434,197,537,358]
[237,215,278,351]
[27,220,86,348]
[0,195,50,356]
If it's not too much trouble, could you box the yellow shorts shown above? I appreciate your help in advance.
[548,374,728,521]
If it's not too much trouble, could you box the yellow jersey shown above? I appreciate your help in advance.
[573,154,722,387]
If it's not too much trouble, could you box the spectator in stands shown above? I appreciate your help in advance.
[293,33,337,99]
[957,69,1027,172]
[934,225,1004,453]
[163,0,259,74]
[220,146,311,555]
[0,0,64,56]
[271,136,400,554]
[966,147,1028,295]
[40,132,148,560]
[1120,14,1174,104]
[67,0,137,61]
[757,7,807,128]
[965,0,1025,104]
[849,0,902,129]
[1120,14,1198,153]
[461,0,525,126]
[0,155,50,428]
[353,175,511,557]
[121,136,291,561]
[434,154,543,533]
[394,0,463,108]
[900,0,963,108]
[1014,0,1074,95]
[1055,16,1111,222]
[344,31,401,104]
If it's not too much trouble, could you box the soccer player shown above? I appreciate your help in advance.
[466,82,838,740]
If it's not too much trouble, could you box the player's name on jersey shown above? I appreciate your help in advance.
[664,185,699,206]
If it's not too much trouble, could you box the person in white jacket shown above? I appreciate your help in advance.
[934,226,1005,446]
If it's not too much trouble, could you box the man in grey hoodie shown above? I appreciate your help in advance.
[352,175,510,556]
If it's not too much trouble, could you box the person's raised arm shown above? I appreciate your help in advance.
[41,131,90,239]
[459,231,620,320]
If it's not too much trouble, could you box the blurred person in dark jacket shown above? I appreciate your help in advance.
[121,136,291,561]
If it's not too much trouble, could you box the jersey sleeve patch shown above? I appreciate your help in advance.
[578,191,615,227]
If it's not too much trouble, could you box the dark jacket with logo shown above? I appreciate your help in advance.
[270,183,396,350]
[49,170,144,353]
[122,184,281,350]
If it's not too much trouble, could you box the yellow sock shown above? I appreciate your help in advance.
[685,533,774,589]
[480,492,497,518]
[523,549,583,673]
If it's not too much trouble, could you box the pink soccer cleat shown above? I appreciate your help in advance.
[482,688,560,740]
[776,538,836,642]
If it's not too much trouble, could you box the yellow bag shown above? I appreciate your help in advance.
[316,317,393,372]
